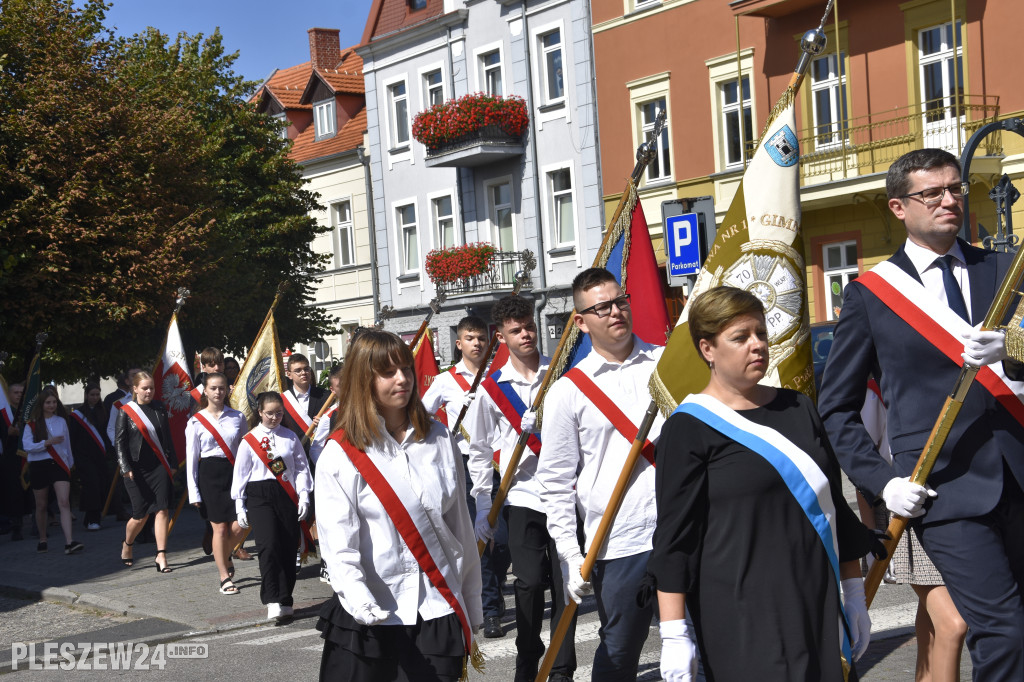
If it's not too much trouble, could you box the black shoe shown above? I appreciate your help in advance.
[36,541,47,553]
[64,541,84,555]
[549,674,574,682]
[483,615,504,638]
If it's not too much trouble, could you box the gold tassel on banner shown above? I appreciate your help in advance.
[461,639,486,680]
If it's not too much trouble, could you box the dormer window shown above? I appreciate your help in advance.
[272,112,289,140]
[409,0,427,9]
[314,99,336,140]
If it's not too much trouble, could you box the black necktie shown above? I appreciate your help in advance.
[935,255,970,323]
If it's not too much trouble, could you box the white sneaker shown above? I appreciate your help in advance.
[266,603,281,621]
[86,523,101,531]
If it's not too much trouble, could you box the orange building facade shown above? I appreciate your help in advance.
[592,0,1024,324]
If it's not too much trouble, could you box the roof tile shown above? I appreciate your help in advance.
[290,107,367,163]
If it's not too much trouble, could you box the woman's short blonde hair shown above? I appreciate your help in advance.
[688,286,766,355]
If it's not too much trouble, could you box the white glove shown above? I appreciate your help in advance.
[962,325,1008,366]
[351,603,390,626]
[474,507,495,543]
[297,497,309,521]
[560,551,592,605]
[881,477,937,518]
[236,509,249,529]
[520,409,538,434]
[842,578,871,661]
[659,619,698,682]
[461,392,476,409]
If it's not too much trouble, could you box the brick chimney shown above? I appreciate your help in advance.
[308,28,340,71]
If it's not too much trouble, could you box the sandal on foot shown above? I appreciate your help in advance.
[219,577,239,595]
[121,541,134,567]
[154,549,172,573]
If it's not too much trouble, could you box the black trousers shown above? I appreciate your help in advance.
[246,480,300,606]
[506,505,577,681]
[77,452,106,523]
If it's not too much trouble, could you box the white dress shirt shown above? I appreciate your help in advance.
[422,360,475,456]
[315,420,483,629]
[465,356,549,514]
[231,424,312,508]
[184,407,246,504]
[309,404,338,465]
[105,389,130,445]
[289,387,310,413]
[23,415,73,467]
[536,338,664,562]
[903,238,973,322]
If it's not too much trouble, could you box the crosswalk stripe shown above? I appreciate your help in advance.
[238,628,321,646]
[192,625,268,643]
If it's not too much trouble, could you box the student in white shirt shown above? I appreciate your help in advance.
[23,386,82,555]
[231,391,312,623]
[315,330,482,682]
[185,373,248,595]
[536,267,665,681]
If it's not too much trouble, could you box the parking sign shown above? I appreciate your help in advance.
[666,213,702,277]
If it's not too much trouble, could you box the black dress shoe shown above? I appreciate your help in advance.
[483,615,504,638]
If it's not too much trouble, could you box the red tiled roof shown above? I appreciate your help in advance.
[362,0,444,44]
[256,60,313,110]
[290,107,367,163]
[303,48,365,102]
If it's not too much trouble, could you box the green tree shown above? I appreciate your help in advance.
[0,0,331,382]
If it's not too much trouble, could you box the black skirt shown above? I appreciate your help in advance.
[29,458,70,490]
[316,595,465,682]
[198,457,236,524]
[123,465,171,519]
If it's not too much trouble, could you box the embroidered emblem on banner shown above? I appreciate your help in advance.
[765,124,799,167]
[244,357,273,413]
[161,373,193,415]
[722,250,803,344]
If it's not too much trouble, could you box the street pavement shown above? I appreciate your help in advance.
[0,487,971,679]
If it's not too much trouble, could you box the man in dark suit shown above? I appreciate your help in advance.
[819,148,1024,681]
[280,353,328,454]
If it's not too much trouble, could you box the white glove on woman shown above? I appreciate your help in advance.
[881,476,937,518]
[474,506,495,543]
[962,325,1008,366]
[559,551,592,605]
[659,618,697,682]
[297,496,310,521]
[520,409,538,434]
[352,603,390,626]
[235,500,249,529]
[842,578,871,661]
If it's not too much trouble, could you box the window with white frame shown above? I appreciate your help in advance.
[488,182,515,251]
[823,240,858,321]
[721,76,753,168]
[640,98,670,182]
[273,113,289,139]
[540,30,564,103]
[811,53,848,148]
[481,50,503,96]
[396,204,418,273]
[432,195,456,249]
[332,201,354,268]
[388,81,410,147]
[314,99,336,140]
[919,21,963,125]
[424,69,444,108]
[548,168,575,246]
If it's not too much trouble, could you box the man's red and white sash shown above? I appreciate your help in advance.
[564,368,656,466]
[28,421,71,476]
[190,383,203,403]
[330,430,475,660]
[242,432,315,547]
[282,391,312,432]
[859,261,1024,425]
[121,401,174,477]
[71,410,104,451]
[193,412,236,465]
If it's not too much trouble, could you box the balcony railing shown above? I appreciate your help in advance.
[797,94,1001,183]
[423,125,526,168]
[434,250,533,297]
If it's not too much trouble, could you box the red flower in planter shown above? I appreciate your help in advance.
[413,94,529,150]
[425,242,498,285]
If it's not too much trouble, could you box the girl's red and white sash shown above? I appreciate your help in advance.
[193,412,236,465]
[242,432,315,547]
[858,261,1024,426]
[282,391,312,432]
[28,421,71,477]
[330,430,476,662]
[71,410,104,451]
[121,401,174,477]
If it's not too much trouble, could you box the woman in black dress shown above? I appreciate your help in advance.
[116,371,176,572]
[69,383,108,531]
[649,286,875,682]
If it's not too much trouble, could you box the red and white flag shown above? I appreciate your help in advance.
[0,375,13,428]
[152,313,194,465]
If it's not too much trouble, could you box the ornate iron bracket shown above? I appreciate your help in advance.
[960,117,1024,252]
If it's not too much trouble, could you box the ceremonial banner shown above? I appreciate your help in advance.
[413,329,440,398]
[650,85,814,413]
[20,350,42,424]
[550,182,671,380]
[152,313,194,464]
[229,308,286,424]
[0,374,13,428]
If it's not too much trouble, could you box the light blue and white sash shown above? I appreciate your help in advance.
[674,393,852,664]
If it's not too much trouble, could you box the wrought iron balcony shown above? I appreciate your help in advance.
[434,250,534,297]
[797,94,1000,183]
[423,125,526,168]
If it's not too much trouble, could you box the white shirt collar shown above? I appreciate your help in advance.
[904,237,965,278]
[495,355,550,384]
[577,336,659,376]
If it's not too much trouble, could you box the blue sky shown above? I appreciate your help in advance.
[101,0,375,86]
